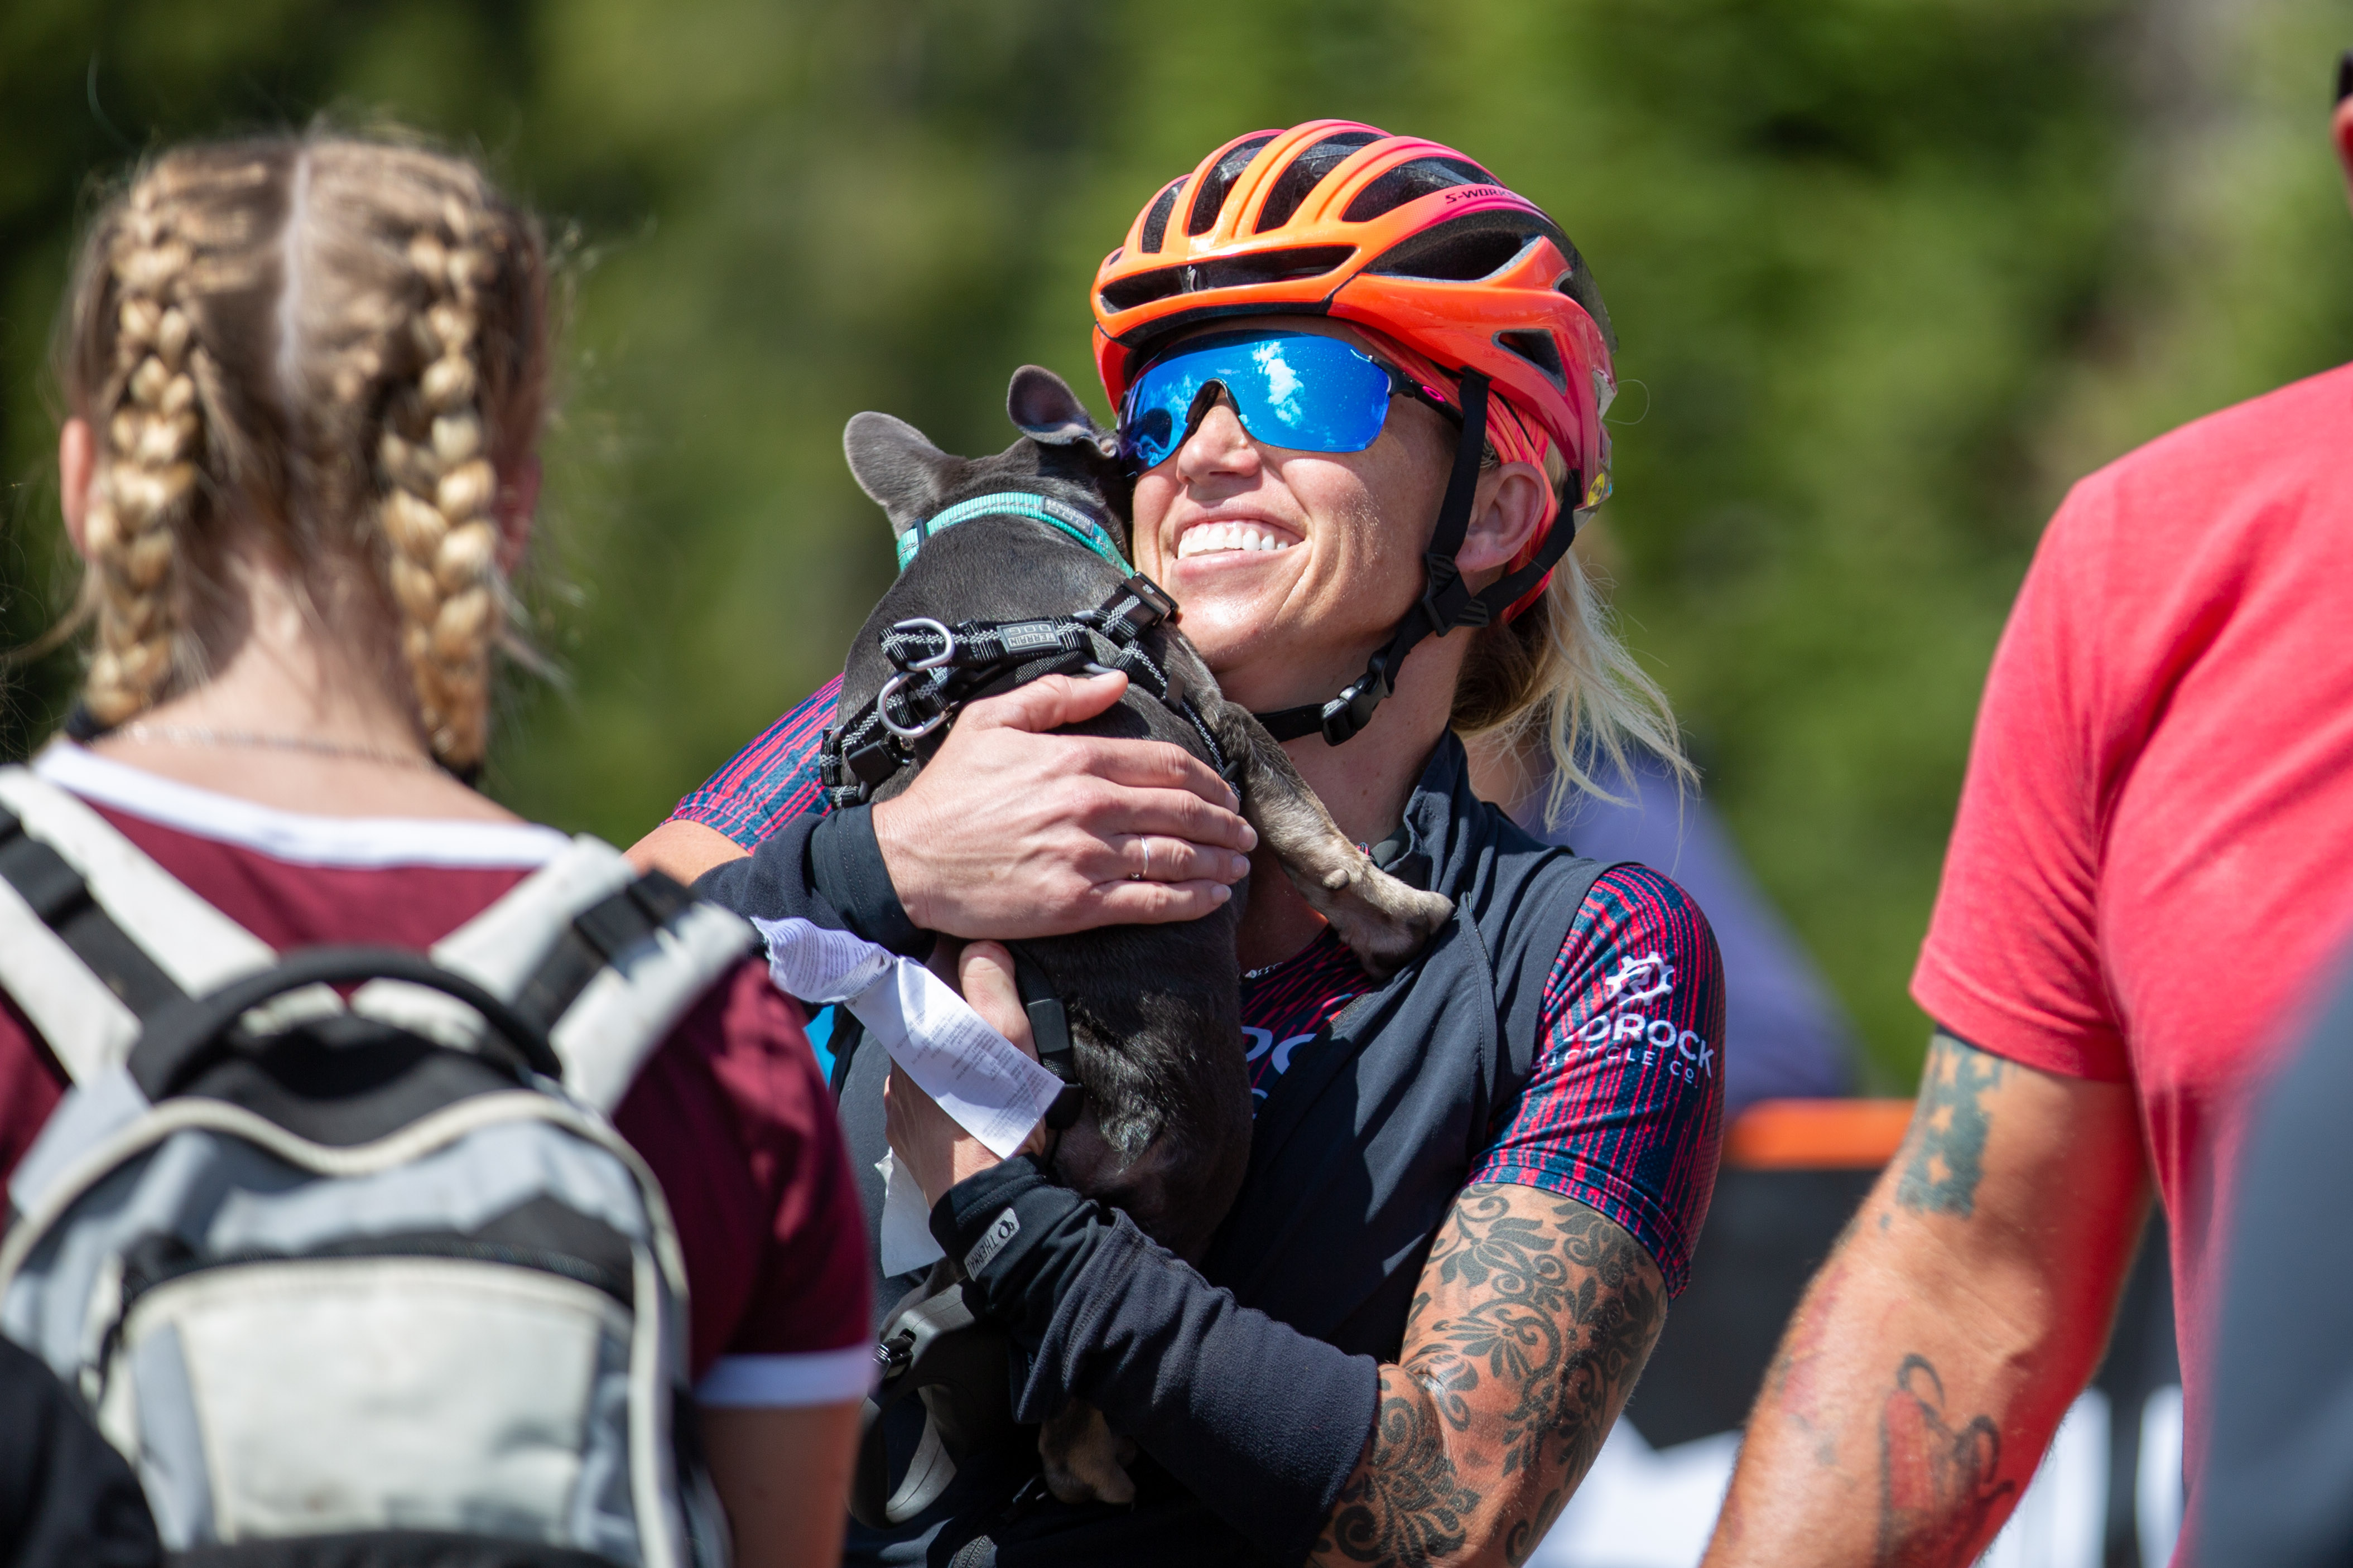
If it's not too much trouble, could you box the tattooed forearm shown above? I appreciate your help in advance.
[1325,1367,1483,1564]
[1312,1185,1666,1568]
[1896,1032,2008,1217]
[1876,1355,2014,1566]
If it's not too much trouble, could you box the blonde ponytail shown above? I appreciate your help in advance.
[1451,496,1692,826]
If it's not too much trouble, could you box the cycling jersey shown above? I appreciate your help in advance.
[674,695,1724,1563]
[675,685,1722,1292]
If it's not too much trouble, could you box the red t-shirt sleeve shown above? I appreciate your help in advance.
[0,992,68,1190]
[613,959,872,1385]
[1911,478,2132,1082]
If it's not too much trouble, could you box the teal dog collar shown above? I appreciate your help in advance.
[898,492,1132,575]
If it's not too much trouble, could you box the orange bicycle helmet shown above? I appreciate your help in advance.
[1091,121,1620,745]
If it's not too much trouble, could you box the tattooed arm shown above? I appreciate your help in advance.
[1310,1183,1666,1568]
[1701,1030,2149,1568]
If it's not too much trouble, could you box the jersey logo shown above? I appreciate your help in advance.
[1244,1026,1320,1078]
[1604,951,1676,1006]
[1577,949,1712,1081]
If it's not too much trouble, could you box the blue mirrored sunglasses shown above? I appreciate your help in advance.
[1118,329,1455,472]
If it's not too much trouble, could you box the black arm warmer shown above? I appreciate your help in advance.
[933,1159,1380,1563]
[691,805,927,955]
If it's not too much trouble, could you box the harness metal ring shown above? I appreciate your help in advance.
[878,673,951,740]
[896,618,959,672]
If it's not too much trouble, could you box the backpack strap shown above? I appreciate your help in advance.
[352,836,761,1113]
[547,892,763,1112]
[0,768,280,1083]
[343,836,637,1052]
[0,765,758,1111]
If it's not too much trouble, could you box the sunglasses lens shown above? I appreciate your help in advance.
[1120,331,1398,469]
[1123,403,1178,470]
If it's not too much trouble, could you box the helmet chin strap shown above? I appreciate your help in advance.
[1252,371,1580,747]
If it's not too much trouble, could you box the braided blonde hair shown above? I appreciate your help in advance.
[74,164,240,723]
[56,132,546,772]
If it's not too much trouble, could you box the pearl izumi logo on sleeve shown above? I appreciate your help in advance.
[964,1208,1022,1276]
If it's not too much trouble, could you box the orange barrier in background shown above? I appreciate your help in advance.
[1724,1098,1914,1170]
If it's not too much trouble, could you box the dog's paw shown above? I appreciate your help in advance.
[1039,1401,1137,1508]
[1327,869,1455,981]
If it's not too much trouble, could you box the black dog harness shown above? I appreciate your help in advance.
[816,495,1245,1120]
[818,556,1238,810]
[826,495,1253,1524]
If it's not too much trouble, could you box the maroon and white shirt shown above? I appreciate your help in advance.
[0,744,874,1407]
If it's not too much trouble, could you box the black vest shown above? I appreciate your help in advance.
[1200,733,1608,1355]
[841,735,1613,1565]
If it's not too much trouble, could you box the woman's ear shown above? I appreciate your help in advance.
[494,455,541,573]
[59,418,96,560]
[1457,461,1550,581]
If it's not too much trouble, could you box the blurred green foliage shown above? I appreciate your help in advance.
[3,0,2348,1084]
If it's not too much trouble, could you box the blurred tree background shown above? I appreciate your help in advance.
[2,0,2347,1085]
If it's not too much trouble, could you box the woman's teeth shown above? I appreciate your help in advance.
[1176,523,1297,559]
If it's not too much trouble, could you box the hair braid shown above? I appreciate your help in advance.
[56,133,547,768]
[376,205,504,770]
[82,185,210,725]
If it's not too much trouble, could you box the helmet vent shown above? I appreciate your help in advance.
[1494,330,1567,391]
[1341,156,1494,222]
[1364,211,1561,281]
[1099,246,1356,313]
[1556,269,1618,354]
[1188,134,1278,237]
[1140,180,1186,253]
[1370,224,1531,283]
[1255,130,1383,233]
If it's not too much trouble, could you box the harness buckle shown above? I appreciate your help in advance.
[844,730,901,787]
[890,617,959,673]
[878,673,950,741]
[1121,573,1179,624]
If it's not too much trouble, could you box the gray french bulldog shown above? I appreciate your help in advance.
[839,365,1452,1509]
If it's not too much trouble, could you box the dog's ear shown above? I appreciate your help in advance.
[1008,366,1118,459]
[844,412,959,534]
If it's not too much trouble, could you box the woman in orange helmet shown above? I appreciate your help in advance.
[641,121,1726,1567]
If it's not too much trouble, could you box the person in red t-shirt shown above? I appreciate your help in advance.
[1702,70,2353,1568]
[0,133,868,1567]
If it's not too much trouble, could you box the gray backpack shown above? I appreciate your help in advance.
[0,767,759,1567]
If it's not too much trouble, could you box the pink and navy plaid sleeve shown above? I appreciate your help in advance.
[671,677,844,849]
[1471,865,1725,1295]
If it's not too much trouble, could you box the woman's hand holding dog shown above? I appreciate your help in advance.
[886,940,1052,1206]
[870,672,1255,940]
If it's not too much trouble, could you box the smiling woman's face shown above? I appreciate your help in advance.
[1127,317,1457,714]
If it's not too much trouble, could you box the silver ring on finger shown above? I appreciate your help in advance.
[1137,835,1155,881]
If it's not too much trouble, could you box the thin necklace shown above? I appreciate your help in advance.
[116,721,438,772]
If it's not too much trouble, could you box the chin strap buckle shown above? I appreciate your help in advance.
[1317,640,1404,747]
